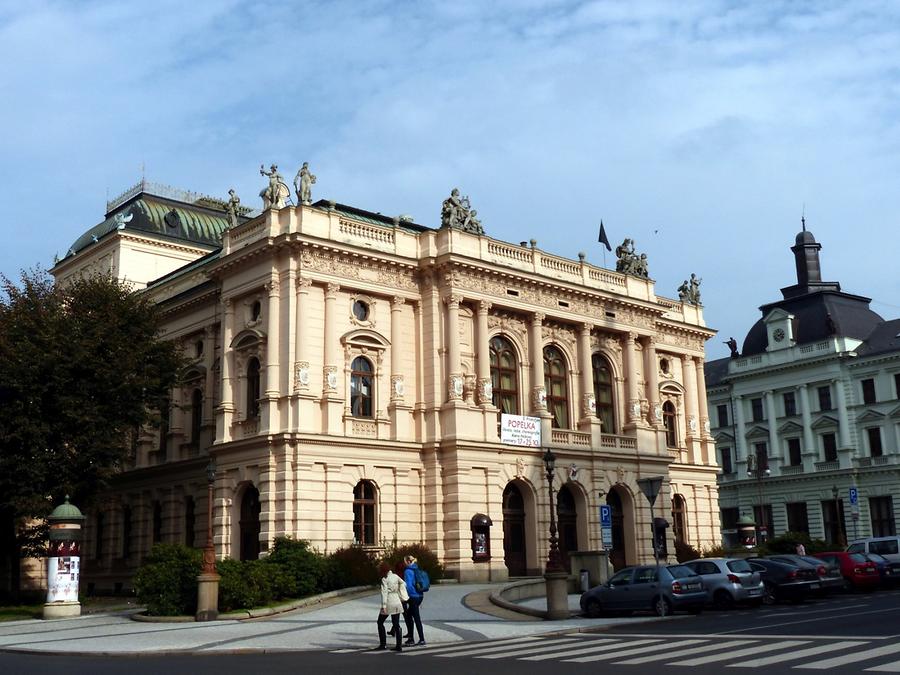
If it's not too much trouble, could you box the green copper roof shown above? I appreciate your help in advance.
[49,496,84,520]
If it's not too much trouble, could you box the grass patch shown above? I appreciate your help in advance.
[0,604,42,621]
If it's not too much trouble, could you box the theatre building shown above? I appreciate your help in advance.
[52,177,720,589]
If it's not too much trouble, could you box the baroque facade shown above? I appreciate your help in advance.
[52,178,720,590]
[706,225,900,548]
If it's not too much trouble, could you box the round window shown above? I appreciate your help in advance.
[353,300,370,321]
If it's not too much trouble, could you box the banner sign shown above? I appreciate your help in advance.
[500,414,542,447]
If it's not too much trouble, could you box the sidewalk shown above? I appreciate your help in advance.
[0,584,651,655]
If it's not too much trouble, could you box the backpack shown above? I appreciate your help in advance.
[413,567,430,593]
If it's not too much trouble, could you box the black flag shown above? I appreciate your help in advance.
[598,221,612,251]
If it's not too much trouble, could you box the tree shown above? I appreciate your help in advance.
[0,269,183,598]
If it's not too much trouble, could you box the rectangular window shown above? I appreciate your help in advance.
[184,497,195,547]
[783,392,796,417]
[870,496,896,537]
[867,428,884,457]
[895,373,900,399]
[753,504,774,542]
[122,505,132,559]
[754,442,769,471]
[818,385,832,411]
[152,501,162,544]
[786,502,809,534]
[720,446,733,474]
[751,397,764,422]
[721,507,740,549]
[821,499,846,546]
[822,433,838,462]
[717,404,729,428]
[787,438,802,466]
[862,378,877,405]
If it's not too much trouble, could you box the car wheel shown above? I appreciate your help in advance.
[653,596,673,617]
[762,581,777,606]
[713,590,735,610]
[584,598,603,618]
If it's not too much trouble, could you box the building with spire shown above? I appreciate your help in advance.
[51,174,721,591]
[706,222,900,547]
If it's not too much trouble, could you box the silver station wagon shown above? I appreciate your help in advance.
[580,564,706,617]
[684,557,765,609]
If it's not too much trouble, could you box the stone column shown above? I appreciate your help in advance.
[476,300,493,406]
[765,390,779,463]
[218,297,235,442]
[322,283,340,394]
[835,380,851,449]
[203,326,216,431]
[734,395,747,466]
[445,294,463,402]
[799,385,815,463]
[530,312,547,414]
[643,337,661,426]
[390,296,405,402]
[264,278,280,432]
[622,332,640,426]
[681,354,699,439]
[293,277,312,393]
[578,323,595,421]
[695,356,710,437]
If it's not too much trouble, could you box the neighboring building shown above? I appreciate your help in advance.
[53,175,720,591]
[707,223,900,548]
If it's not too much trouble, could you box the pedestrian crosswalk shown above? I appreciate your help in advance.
[335,633,900,671]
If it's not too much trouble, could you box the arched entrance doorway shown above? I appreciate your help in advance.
[557,484,578,569]
[502,483,527,576]
[239,485,261,561]
[607,488,627,571]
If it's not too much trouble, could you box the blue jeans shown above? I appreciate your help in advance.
[404,596,424,641]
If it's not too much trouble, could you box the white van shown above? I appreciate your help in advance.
[847,537,900,563]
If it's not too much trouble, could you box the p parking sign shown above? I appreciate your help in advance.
[849,487,858,506]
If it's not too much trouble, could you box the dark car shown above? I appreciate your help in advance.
[814,551,880,591]
[863,553,900,586]
[580,564,706,617]
[767,554,843,594]
[748,557,820,604]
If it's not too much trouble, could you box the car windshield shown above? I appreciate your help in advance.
[666,565,695,579]
[849,553,869,563]
[847,543,865,553]
[726,559,752,573]
[867,554,887,563]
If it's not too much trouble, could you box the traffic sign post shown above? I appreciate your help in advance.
[849,487,858,506]
[600,504,613,548]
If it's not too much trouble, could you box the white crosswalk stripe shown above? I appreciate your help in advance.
[615,639,759,665]
[473,638,583,659]
[797,642,900,670]
[729,641,867,668]
[435,637,578,659]
[520,638,662,661]
[405,635,542,656]
[669,640,810,666]
[563,639,708,663]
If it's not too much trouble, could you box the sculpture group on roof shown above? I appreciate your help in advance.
[441,188,484,234]
[615,238,648,278]
[677,273,702,305]
[259,164,290,209]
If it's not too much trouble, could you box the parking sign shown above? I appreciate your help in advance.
[600,505,612,527]
[849,487,858,505]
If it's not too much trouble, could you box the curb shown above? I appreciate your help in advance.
[130,585,375,623]
[488,578,579,620]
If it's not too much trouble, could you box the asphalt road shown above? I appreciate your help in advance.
[3,589,899,675]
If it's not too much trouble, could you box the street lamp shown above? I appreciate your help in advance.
[542,448,565,574]
[196,458,220,621]
[747,452,770,543]
[636,476,664,567]
[542,447,568,620]
[831,485,846,547]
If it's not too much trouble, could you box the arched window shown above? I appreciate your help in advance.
[239,486,261,560]
[190,388,203,444]
[353,480,377,545]
[663,401,677,447]
[350,356,373,417]
[490,336,519,414]
[592,354,616,433]
[544,346,569,429]
[672,494,687,544]
[246,358,260,419]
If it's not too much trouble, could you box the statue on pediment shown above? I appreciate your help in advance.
[294,162,317,205]
[259,164,289,209]
[615,238,649,278]
[678,273,702,304]
[441,188,484,234]
[225,189,241,229]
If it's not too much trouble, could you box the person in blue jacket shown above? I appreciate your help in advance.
[402,555,426,645]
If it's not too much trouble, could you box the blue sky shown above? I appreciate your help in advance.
[2,0,899,360]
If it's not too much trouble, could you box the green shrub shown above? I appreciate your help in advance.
[133,544,202,616]
[674,539,702,563]
[266,537,328,597]
[217,558,292,612]
[701,543,751,558]
[380,542,444,583]
[327,545,379,587]
[757,531,830,556]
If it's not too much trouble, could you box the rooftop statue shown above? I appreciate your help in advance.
[441,188,484,235]
[259,164,289,209]
[293,162,317,205]
[724,336,739,358]
[225,189,241,229]
[614,238,648,278]
[678,273,702,305]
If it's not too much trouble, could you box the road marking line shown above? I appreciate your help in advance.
[669,640,809,666]
[716,607,899,635]
[474,638,583,659]
[563,639,707,663]
[728,641,865,667]
[520,638,660,661]
[615,640,758,664]
[759,603,868,618]
[867,660,900,672]
[406,635,541,655]
[797,642,900,669]
[434,637,574,658]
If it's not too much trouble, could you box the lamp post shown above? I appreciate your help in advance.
[831,485,846,547]
[747,452,770,544]
[195,459,220,621]
[542,447,569,619]
[636,476,664,567]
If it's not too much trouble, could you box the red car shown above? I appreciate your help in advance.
[814,552,880,591]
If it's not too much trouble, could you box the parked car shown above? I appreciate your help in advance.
[580,564,706,617]
[683,557,765,609]
[847,537,900,563]
[767,554,843,594]
[862,553,900,586]
[747,557,820,604]
[814,551,880,591]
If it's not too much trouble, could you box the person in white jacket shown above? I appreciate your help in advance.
[376,562,409,651]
